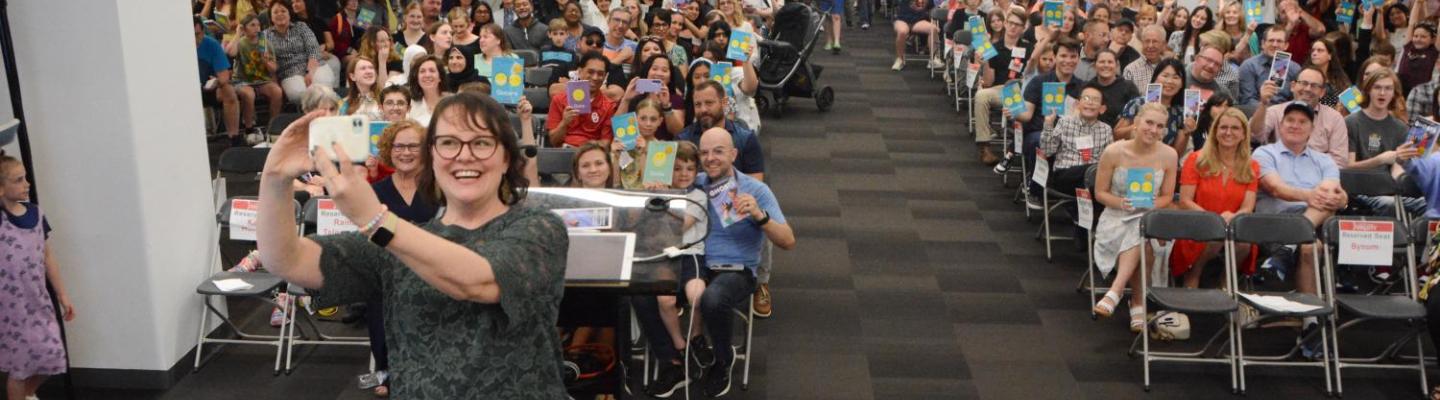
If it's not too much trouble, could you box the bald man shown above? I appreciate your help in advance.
[687,127,794,398]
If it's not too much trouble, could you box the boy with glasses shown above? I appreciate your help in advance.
[1238,25,1302,107]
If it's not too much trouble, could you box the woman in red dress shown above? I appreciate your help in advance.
[1170,107,1260,288]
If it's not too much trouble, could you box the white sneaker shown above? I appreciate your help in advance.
[891,58,905,71]
[928,57,945,69]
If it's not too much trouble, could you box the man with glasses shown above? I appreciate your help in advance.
[502,0,549,51]
[602,9,638,65]
[546,52,620,147]
[1186,42,1240,104]
[687,126,794,398]
[1252,67,1349,167]
[1238,25,1301,107]
[1122,25,1167,90]
[379,86,412,123]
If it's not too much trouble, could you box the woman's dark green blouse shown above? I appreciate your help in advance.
[309,206,569,399]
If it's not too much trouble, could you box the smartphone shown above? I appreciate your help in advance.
[309,115,371,164]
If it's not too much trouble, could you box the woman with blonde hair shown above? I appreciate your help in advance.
[1170,107,1260,288]
[1091,102,1180,333]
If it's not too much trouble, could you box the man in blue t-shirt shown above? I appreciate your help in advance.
[686,127,795,398]
[677,81,765,181]
[195,17,241,146]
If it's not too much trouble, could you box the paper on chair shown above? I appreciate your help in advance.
[213,278,254,292]
[1239,293,1322,313]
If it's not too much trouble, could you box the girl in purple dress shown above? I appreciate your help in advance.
[0,153,75,400]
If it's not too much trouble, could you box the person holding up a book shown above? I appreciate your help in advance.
[1040,83,1114,212]
[1345,70,1429,217]
[546,52,620,147]
[686,127,794,398]
[1090,102,1179,334]
[1253,101,1347,354]
[1008,38,1085,210]
[631,141,705,398]
[1251,67,1351,167]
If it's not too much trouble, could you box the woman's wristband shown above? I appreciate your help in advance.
[358,205,390,235]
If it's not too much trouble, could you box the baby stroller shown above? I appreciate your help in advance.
[755,2,835,117]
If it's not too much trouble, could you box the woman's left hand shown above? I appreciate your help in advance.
[313,143,386,228]
[58,294,76,321]
[1182,116,1198,133]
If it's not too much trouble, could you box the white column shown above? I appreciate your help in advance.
[10,0,219,387]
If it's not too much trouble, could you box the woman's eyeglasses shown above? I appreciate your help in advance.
[433,135,500,160]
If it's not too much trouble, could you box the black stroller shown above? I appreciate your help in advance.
[755,2,835,117]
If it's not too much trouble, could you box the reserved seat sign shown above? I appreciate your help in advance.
[1338,220,1394,266]
[317,199,359,235]
[229,198,259,241]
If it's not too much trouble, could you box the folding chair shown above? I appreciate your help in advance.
[267,112,302,144]
[1076,165,1130,318]
[525,66,554,88]
[514,49,541,67]
[1321,216,1427,397]
[281,197,373,374]
[1230,213,1333,396]
[192,196,302,376]
[1037,161,1077,262]
[538,147,578,186]
[1131,210,1240,393]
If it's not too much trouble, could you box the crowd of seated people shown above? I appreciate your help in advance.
[929,0,1440,394]
[196,0,791,397]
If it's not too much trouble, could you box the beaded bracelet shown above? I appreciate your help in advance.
[358,205,390,236]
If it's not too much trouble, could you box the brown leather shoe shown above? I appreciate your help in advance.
[979,144,1000,165]
[753,284,772,318]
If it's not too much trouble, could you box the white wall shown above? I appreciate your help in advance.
[9,0,218,377]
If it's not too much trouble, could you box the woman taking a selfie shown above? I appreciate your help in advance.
[254,93,567,398]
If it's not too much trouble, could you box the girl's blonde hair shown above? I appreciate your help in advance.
[1195,107,1254,184]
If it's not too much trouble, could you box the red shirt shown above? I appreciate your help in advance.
[546,90,618,147]
[1285,26,1315,65]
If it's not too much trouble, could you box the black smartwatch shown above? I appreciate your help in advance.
[520,144,538,158]
[754,211,770,226]
[370,226,395,247]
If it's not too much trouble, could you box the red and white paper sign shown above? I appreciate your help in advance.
[1075,134,1094,163]
[316,199,359,235]
[1076,189,1093,230]
[1338,220,1394,266]
[229,199,259,241]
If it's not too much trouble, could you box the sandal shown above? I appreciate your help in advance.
[1129,306,1147,334]
[1093,291,1121,318]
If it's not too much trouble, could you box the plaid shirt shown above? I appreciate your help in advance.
[1122,58,1159,93]
[263,24,322,80]
[1408,80,1440,123]
[1042,115,1113,169]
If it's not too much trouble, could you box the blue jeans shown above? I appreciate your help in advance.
[1354,195,1429,217]
[858,0,873,25]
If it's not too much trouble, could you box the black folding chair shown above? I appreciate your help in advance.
[1230,213,1333,396]
[1132,210,1239,393]
[537,147,577,186]
[1321,216,1427,397]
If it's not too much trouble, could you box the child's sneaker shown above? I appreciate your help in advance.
[270,292,290,327]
